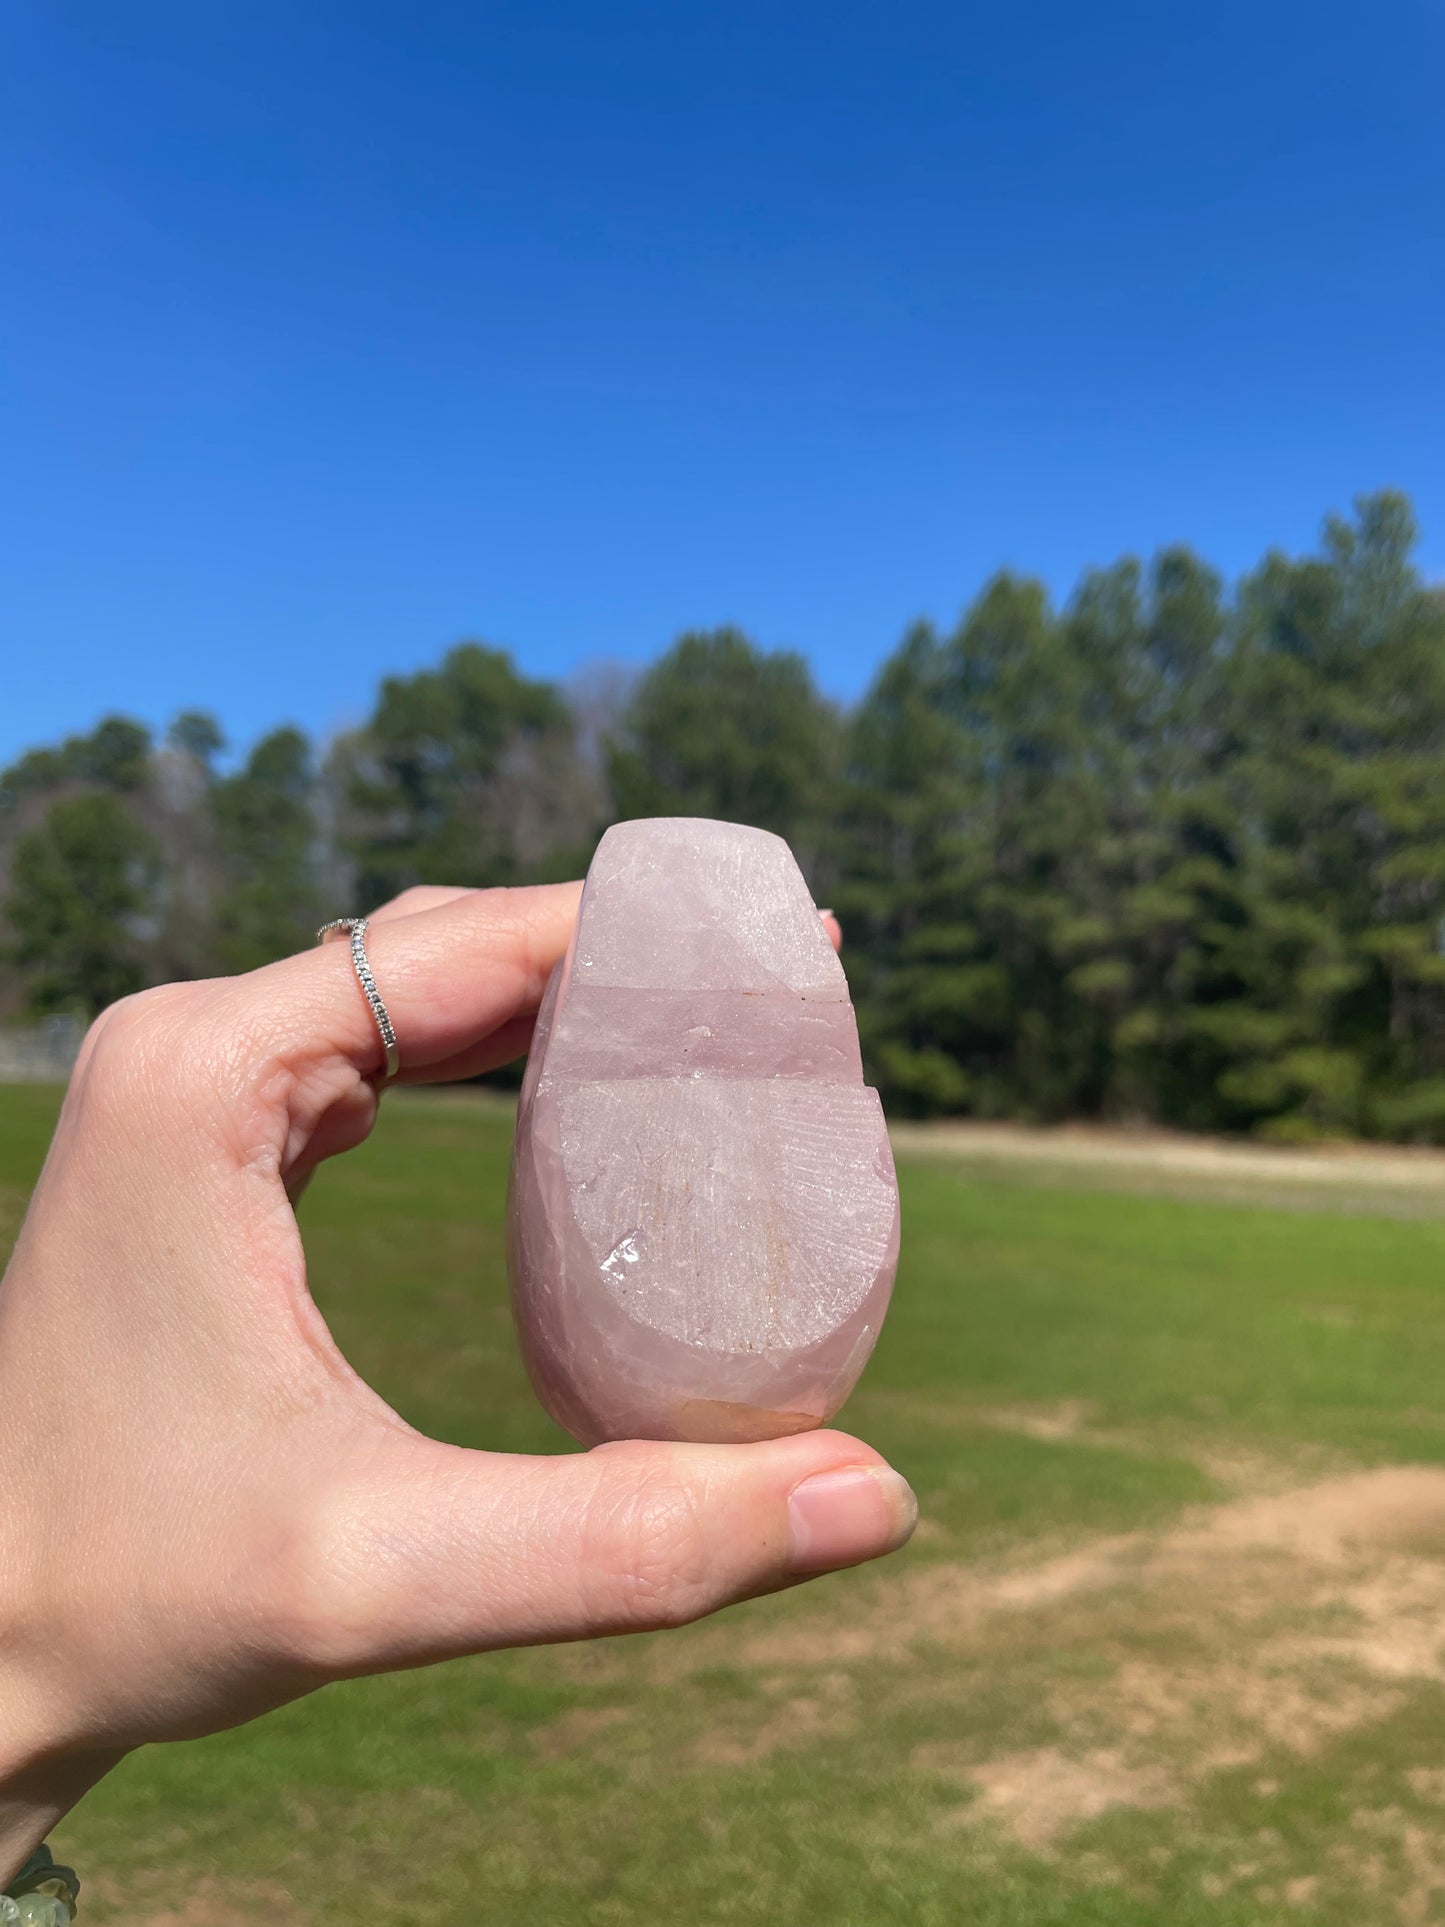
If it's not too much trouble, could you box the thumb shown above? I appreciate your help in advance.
[295,1428,918,1678]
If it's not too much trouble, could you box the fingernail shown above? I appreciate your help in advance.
[787,1465,918,1574]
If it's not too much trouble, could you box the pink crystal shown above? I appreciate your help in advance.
[508,817,900,1445]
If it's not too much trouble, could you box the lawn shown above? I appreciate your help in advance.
[8,1083,1445,1924]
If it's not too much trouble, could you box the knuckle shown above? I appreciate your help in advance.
[71,1003,121,1080]
[80,986,167,1066]
[382,885,432,914]
[246,1488,372,1680]
[379,884,457,918]
[582,1453,718,1632]
[73,984,212,1102]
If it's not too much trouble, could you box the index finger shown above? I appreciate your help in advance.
[246,882,584,1085]
[240,878,842,1092]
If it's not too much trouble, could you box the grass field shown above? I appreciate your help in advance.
[9,1085,1445,1924]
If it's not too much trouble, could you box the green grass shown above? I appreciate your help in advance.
[7,1084,1445,1922]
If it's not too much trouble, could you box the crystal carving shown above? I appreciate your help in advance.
[508,818,900,1444]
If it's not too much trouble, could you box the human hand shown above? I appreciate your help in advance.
[0,885,915,1877]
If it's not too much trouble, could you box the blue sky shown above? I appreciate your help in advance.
[3,0,1442,768]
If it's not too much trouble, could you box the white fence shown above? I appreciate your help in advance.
[0,1016,84,1084]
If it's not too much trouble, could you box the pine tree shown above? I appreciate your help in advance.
[340,643,592,904]
[4,792,157,1016]
[606,629,842,883]
[212,727,323,972]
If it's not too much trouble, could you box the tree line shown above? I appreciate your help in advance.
[4,491,1444,1142]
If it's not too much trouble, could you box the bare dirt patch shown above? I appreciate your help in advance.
[891,1119,1445,1216]
[692,1688,854,1766]
[655,1466,1445,1868]
[530,1704,629,1759]
[539,1461,1445,1910]
[939,1470,1445,1850]
[977,1399,1097,1443]
[1183,1466,1445,1562]
[947,1745,1178,1853]
[93,1876,305,1926]
[733,1465,1445,1670]
[891,1119,1445,1193]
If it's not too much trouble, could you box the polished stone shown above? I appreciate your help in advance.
[508,817,900,1445]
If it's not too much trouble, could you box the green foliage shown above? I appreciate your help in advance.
[4,494,1444,1139]
[836,553,1231,1122]
[4,793,156,1016]
[166,710,225,768]
[1,715,152,797]
[1184,493,1445,1138]
[836,495,1445,1136]
[606,628,843,873]
[339,641,592,902]
[211,726,322,972]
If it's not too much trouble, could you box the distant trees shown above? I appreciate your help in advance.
[0,712,324,1014]
[4,716,152,798]
[211,727,324,973]
[1211,496,1445,1138]
[833,494,1445,1137]
[335,643,597,904]
[3,493,1443,1140]
[833,553,1236,1121]
[605,628,842,877]
[5,792,157,1017]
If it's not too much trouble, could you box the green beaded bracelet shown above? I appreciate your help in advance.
[1,1847,79,1925]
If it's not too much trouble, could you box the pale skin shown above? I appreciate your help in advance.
[0,882,916,1881]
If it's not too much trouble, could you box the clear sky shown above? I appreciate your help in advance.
[3,0,1442,768]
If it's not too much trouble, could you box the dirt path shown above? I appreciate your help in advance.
[541,1448,1445,1916]
[391,1085,1445,1210]
[889,1119,1445,1210]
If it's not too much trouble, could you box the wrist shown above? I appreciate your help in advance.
[0,1346,122,1881]
[0,1705,121,1887]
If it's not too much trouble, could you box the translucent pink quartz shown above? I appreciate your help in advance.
[507,817,900,1445]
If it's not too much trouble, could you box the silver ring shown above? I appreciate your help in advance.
[317,916,401,1081]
